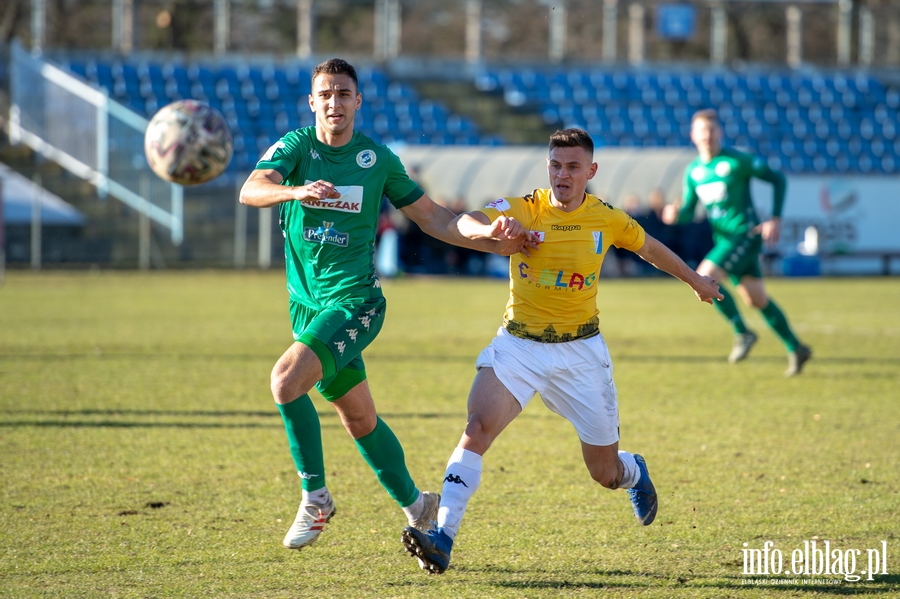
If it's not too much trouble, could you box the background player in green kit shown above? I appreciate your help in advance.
[239,58,530,552]
[664,109,812,377]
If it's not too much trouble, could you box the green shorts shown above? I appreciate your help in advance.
[289,296,386,401]
[706,232,763,285]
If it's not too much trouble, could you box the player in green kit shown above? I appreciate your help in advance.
[239,58,530,553]
[664,109,812,376]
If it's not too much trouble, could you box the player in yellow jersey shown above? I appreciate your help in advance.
[401,128,723,574]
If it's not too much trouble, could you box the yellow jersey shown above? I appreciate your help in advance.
[478,189,646,343]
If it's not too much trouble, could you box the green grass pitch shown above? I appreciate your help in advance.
[1,272,898,598]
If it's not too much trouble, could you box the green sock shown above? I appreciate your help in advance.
[355,416,418,508]
[276,395,326,492]
[760,300,800,352]
[713,286,749,334]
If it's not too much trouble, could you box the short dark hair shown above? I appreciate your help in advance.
[311,58,359,91]
[549,128,594,155]
[691,108,720,125]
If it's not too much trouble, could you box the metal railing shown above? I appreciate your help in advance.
[8,39,183,244]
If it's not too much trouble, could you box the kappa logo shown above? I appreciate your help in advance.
[334,340,346,355]
[444,474,468,487]
[551,224,581,231]
[347,328,358,342]
[715,161,732,177]
[358,315,371,330]
[356,149,376,168]
[298,471,320,480]
[310,149,320,160]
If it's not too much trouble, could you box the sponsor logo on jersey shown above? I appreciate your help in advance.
[304,221,349,247]
[486,198,511,211]
[517,261,598,291]
[551,224,581,231]
[300,198,362,212]
[592,231,603,254]
[356,149,376,168]
[259,141,285,162]
[696,181,728,205]
[300,184,364,213]
[715,161,732,177]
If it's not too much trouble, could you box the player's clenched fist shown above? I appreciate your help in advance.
[299,180,342,200]
[488,215,527,240]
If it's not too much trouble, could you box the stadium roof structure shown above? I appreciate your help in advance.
[0,163,87,226]
[395,145,698,210]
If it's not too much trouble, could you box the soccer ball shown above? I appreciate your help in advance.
[144,100,233,185]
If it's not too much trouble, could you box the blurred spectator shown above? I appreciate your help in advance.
[375,196,400,277]
[662,196,714,270]
[444,197,485,276]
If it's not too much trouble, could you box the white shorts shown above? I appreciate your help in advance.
[476,328,619,446]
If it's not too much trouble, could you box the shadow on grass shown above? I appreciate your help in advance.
[3,352,898,367]
[0,352,475,363]
[0,408,482,428]
[434,562,900,595]
[481,571,900,595]
[612,355,900,366]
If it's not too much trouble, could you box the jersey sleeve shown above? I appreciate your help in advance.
[747,154,787,218]
[255,131,305,180]
[609,206,646,251]
[382,149,425,210]
[677,163,700,224]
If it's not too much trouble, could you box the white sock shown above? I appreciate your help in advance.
[617,451,640,489]
[302,487,330,505]
[401,490,424,522]
[437,447,482,540]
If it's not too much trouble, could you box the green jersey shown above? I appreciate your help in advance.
[256,127,423,308]
[679,147,786,236]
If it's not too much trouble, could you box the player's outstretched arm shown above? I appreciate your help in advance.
[400,195,533,256]
[239,169,341,208]
[633,235,723,304]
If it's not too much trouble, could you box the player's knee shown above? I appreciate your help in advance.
[270,367,295,404]
[749,296,768,310]
[462,417,497,453]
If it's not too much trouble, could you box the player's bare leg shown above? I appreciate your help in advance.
[403,367,521,573]
[582,441,657,525]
